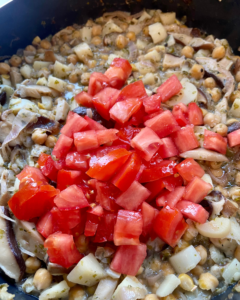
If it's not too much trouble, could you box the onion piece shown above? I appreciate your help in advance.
[148,22,167,44]
[227,217,240,244]
[105,267,121,279]
[93,278,118,300]
[39,280,70,300]
[156,274,180,297]
[222,259,240,284]
[195,217,231,238]
[180,148,228,162]
[209,245,225,264]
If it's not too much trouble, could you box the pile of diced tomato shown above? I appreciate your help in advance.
[9,58,227,275]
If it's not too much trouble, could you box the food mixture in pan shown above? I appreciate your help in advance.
[1,8,240,300]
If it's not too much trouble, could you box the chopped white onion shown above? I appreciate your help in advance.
[156,274,180,297]
[196,217,231,238]
[39,280,70,300]
[209,245,225,264]
[222,259,240,284]
[93,278,118,300]
[148,22,167,44]
[106,267,121,279]
[227,217,240,244]
[180,148,228,162]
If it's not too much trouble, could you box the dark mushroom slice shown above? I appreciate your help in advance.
[231,58,240,75]
[47,262,75,275]
[171,33,193,46]
[190,28,202,37]
[26,116,59,135]
[200,200,213,217]
[222,199,239,218]
[0,207,25,281]
[204,70,224,89]
[205,190,225,202]
[0,91,7,106]
[227,122,240,133]
[197,88,208,109]
[189,38,214,51]
[44,50,56,62]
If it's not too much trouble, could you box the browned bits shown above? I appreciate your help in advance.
[126,31,136,42]
[67,54,78,65]
[181,46,194,58]
[0,63,10,74]
[92,25,102,36]
[116,35,128,49]
[40,39,51,49]
[91,36,102,46]
[9,55,22,67]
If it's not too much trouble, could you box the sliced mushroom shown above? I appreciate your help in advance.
[228,122,240,133]
[222,199,239,218]
[10,68,23,88]
[47,262,75,275]
[210,238,237,258]
[191,28,202,37]
[103,32,119,46]
[128,42,138,62]
[164,24,192,35]
[0,121,12,143]
[0,85,14,107]
[0,170,11,206]
[218,57,234,71]
[207,167,228,187]
[16,85,57,99]
[0,207,25,281]
[26,116,59,134]
[44,50,56,62]
[163,54,185,69]
[171,33,193,46]
[180,148,229,162]
[189,38,214,51]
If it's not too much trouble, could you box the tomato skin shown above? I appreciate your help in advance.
[74,130,99,153]
[176,200,209,224]
[84,115,106,131]
[113,125,141,148]
[65,152,88,171]
[86,148,131,181]
[184,176,212,203]
[110,58,132,79]
[75,91,94,108]
[88,72,110,96]
[95,181,121,212]
[157,75,182,102]
[228,129,240,147]
[153,206,188,247]
[8,183,59,221]
[96,129,119,145]
[117,81,147,102]
[52,134,73,159]
[112,152,142,191]
[38,154,58,182]
[171,125,199,153]
[203,129,227,155]
[61,112,88,138]
[51,207,81,232]
[114,210,143,246]
[175,158,205,182]
[172,104,189,127]
[116,181,151,211]
[157,137,179,159]
[105,67,126,89]
[17,166,48,185]
[156,186,185,208]
[37,211,55,238]
[94,213,117,243]
[44,233,83,268]
[84,205,104,237]
[57,169,83,191]
[188,102,203,126]
[141,202,158,236]
[143,94,162,114]
[110,244,147,276]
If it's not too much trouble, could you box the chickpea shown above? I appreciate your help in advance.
[91,36,102,46]
[69,71,79,83]
[25,45,36,54]
[60,43,71,56]
[198,272,219,291]
[116,35,128,49]
[87,60,97,68]
[210,168,223,177]
[137,266,144,276]
[201,108,208,117]
[144,294,159,300]
[81,72,91,85]
[209,161,222,170]
[69,286,86,300]
[40,39,51,49]
[143,26,149,36]
[234,245,240,261]
[204,112,221,127]
[236,172,240,186]
[32,36,41,45]
[204,77,216,89]
[33,268,52,290]
[21,253,28,261]
[230,90,240,103]
[9,55,22,67]
[126,31,136,42]
[190,64,204,80]
[181,46,194,58]
[62,34,71,43]
[191,265,204,277]
[0,63,10,74]
[63,274,76,288]
[212,46,226,60]
[161,296,177,300]
[195,245,208,265]
[161,262,175,276]
[25,257,41,274]
[67,54,78,65]
[213,123,228,136]
[72,30,81,39]
[92,25,102,36]
[178,274,196,292]
[45,135,57,148]
[209,87,222,102]
[86,284,97,295]
[183,228,198,242]
[235,71,240,82]
[75,235,89,253]
[32,129,48,145]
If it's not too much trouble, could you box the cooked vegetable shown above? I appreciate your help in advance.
[196,217,231,238]
[156,274,181,297]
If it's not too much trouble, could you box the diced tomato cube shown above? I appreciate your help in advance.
[57,169,83,191]
[86,148,131,181]
[172,104,189,127]
[131,127,162,161]
[110,98,142,124]
[113,124,141,148]
[74,130,99,152]
[162,175,183,191]
[145,110,180,138]
[37,211,54,238]
[175,158,205,182]
[65,152,88,170]
[96,129,119,145]
[17,166,48,186]
[94,213,117,243]
[88,72,109,96]
[117,81,147,102]
[53,157,67,171]
[75,91,94,108]
[84,205,104,237]
[116,181,151,211]
[176,200,209,224]
[114,210,143,246]
[44,233,83,268]
[54,184,89,210]
[141,202,158,236]
[203,129,227,155]
[110,58,132,80]
[156,186,185,208]
[129,106,147,126]
[61,112,88,138]
[228,129,240,147]
[105,67,126,89]
[184,176,212,203]
[158,137,179,159]
[38,154,58,182]
[110,244,147,276]
[95,181,121,212]
[157,75,182,102]
[52,134,73,159]
[51,207,81,232]
[84,115,106,131]
[112,152,142,191]
[153,206,188,247]
[92,87,120,120]
[171,125,199,153]
[188,102,203,126]
[143,94,162,114]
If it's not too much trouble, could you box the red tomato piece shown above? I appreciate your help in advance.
[65,152,88,170]
[52,134,73,159]
[131,127,162,161]
[111,58,132,76]
[114,210,143,246]
[86,148,131,181]
[94,213,117,243]
[162,174,183,191]
[38,154,58,182]
[37,211,54,238]
[17,166,48,185]
[143,110,164,122]
[53,157,67,171]
[156,186,185,208]
[92,87,121,120]
[157,75,182,102]
[116,181,151,211]
[105,67,126,89]
[110,98,142,124]
[172,104,189,127]
[110,244,147,276]
[96,129,119,145]
[141,202,158,236]
[228,129,240,147]
[54,184,89,210]
[143,94,162,114]
[153,206,188,247]
[84,115,106,131]
[113,125,141,148]
[84,205,104,237]
[158,137,179,159]
[112,152,142,191]
[203,129,227,155]
[144,110,180,138]
[8,183,58,221]
[88,72,109,96]
[117,81,147,102]
[184,176,212,203]
[129,106,147,126]
[44,233,83,268]
[175,158,205,182]
[176,200,209,224]
[171,125,199,153]
[74,130,99,152]
[57,169,83,191]
[75,91,94,108]
[60,113,88,138]
[188,102,203,126]
[51,207,81,232]
[139,160,177,183]
[95,181,121,212]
